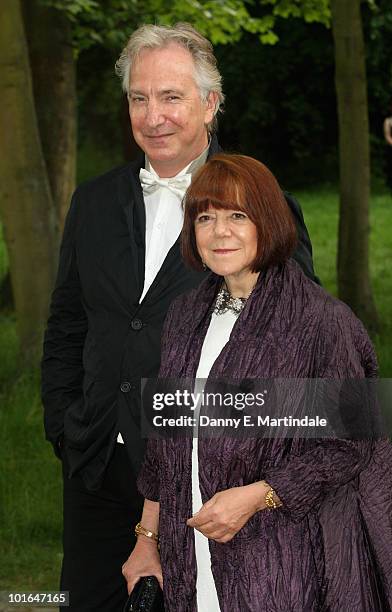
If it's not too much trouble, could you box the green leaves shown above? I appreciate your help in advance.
[259,0,330,26]
[40,0,99,18]
[39,0,331,51]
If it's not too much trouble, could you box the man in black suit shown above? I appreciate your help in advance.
[42,22,317,611]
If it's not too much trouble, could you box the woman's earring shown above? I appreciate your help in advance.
[202,261,207,271]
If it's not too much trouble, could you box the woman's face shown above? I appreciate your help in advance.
[194,206,258,278]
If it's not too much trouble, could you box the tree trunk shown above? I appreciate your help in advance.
[23,0,77,232]
[331,0,378,333]
[0,272,14,311]
[0,0,58,363]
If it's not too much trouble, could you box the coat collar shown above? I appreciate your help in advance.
[177,261,294,342]
[159,262,294,380]
[207,133,222,158]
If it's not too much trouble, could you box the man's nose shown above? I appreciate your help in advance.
[144,100,164,127]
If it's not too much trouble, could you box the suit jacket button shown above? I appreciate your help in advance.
[120,381,132,393]
[131,318,143,331]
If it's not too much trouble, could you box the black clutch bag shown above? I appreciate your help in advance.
[123,576,165,612]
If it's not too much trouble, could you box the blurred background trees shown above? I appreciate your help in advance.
[0,1,58,363]
[0,0,391,362]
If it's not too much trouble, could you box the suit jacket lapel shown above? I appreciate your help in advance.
[118,157,146,302]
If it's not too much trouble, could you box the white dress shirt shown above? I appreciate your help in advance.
[139,162,189,303]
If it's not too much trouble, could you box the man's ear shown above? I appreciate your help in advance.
[205,91,219,124]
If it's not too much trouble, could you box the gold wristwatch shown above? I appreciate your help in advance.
[135,522,159,542]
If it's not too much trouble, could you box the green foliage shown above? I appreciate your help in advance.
[40,0,331,51]
[259,0,330,26]
[366,0,392,105]
[362,0,392,178]
[215,18,337,183]
[146,0,273,45]
[40,0,99,16]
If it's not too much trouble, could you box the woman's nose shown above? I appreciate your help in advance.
[214,218,231,236]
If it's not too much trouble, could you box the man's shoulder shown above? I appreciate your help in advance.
[74,159,142,200]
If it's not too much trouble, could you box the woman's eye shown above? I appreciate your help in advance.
[232,212,247,220]
[196,215,211,223]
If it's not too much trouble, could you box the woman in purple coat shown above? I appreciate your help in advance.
[122,154,392,611]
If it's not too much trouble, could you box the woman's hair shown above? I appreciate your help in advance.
[115,22,224,134]
[181,154,297,272]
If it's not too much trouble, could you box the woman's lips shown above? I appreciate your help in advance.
[213,249,239,254]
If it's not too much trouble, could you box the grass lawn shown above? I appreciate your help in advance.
[0,185,391,592]
[0,222,62,590]
[297,187,392,376]
[0,320,62,591]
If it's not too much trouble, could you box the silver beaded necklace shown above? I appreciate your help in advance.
[213,281,257,316]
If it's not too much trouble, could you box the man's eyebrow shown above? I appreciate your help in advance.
[128,89,146,95]
[129,88,184,95]
[160,88,183,95]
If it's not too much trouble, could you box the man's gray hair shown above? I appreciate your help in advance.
[115,22,224,133]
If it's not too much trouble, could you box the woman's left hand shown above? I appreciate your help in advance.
[186,481,270,543]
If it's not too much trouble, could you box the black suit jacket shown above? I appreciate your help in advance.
[41,136,317,489]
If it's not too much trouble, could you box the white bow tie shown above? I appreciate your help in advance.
[139,168,192,199]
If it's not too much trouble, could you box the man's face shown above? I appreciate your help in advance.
[128,43,217,177]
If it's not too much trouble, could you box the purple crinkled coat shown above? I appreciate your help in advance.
[137,260,392,612]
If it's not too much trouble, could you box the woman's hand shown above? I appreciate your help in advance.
[122,537,163,594]
[187,481,272,543]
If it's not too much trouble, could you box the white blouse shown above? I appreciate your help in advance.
[192,309,238,611]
